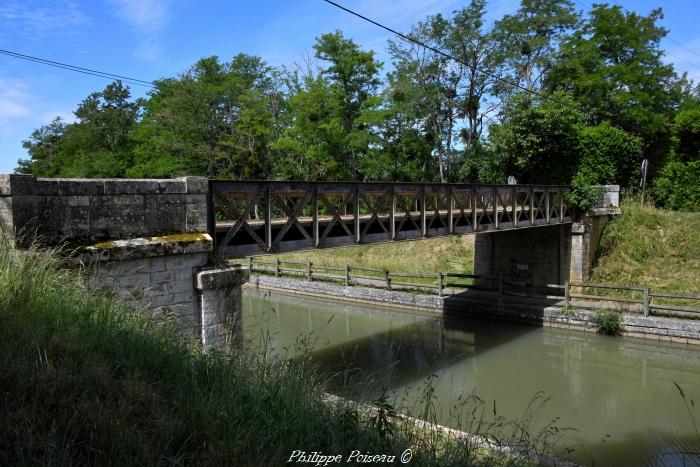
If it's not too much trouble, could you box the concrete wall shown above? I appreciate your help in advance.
[0,174,208,246]
[78,234,212,338]
[473,224,568,285]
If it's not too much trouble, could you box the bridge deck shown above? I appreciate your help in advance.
[209,181,573,257]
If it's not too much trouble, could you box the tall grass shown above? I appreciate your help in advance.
[590,199,700,294]
[0,240,559,466]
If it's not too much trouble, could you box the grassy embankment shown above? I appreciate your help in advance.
[268,235,475,277]
[589,200,700,293]
[0,240,557,466]
[269,200,699,294]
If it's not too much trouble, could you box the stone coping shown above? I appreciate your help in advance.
[72,233,212,265]
[196,265,249,291]
[0,174,207,196]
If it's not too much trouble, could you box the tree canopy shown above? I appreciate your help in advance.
[17,1,700,210]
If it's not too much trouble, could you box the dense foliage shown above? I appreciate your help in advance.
[17,1,700,210]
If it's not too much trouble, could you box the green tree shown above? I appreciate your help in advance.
[387,1,501,182]
[493,0,579,95]
[17,81,140,177]
[274,31,382,181]
[487,90,584,184]
[129,54,283,179]
[651,107,700,210]
[17,117,68,175]
[548,4,684,168]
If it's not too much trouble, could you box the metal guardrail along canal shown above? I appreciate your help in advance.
[246,257,700,318]
[209,181,573,257]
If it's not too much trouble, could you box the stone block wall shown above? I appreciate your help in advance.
[0,174,208,246]
[78,234,213,338]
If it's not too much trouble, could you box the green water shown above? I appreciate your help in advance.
[242,289,700,466]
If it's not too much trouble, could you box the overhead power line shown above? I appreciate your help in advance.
[0,49,156,89]
[321,0,585,114]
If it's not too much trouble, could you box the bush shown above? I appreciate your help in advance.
[651,159,700,211]
[594,310,623,335]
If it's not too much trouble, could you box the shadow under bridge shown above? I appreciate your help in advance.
[209,181,573,258]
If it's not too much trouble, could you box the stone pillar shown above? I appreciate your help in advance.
[196,266,249,351]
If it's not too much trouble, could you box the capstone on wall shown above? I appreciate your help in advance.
[0,174,208,246]
[77,234,213,338]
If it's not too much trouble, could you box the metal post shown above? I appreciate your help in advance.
[345,264,350,286]
[248,255,253,272]
[265,187,272,251]
[438,272,444,297]
[447,187,454,234]
[643,287,650,317]
[307,260,312,282]
[389,186,396,241]
[384,269,391,291]
[354,187,361,243]
[275,258,280,277]
[564,281,570,309]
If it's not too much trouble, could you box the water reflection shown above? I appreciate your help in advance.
[242,288,700,466]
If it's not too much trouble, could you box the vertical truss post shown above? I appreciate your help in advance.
[559,187,564,221]
[354,187,361,243]
[471,187,477,232]
[420,187,427,237]
[447,187,454,234]
[389,186,396,240]
[529,186,535,225]
[206,179,216,250]
[512,186,518,227]
[264,186,272,251]
[312,187,319,247]
[545,188,551,224]
[493,186,499,229]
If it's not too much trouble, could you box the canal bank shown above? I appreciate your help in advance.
[242,287,700,467]
[246,274,700,345]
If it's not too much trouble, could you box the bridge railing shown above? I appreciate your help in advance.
[245,256,700,318]
[210,181,573,257]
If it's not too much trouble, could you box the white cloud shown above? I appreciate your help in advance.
[0,78,32,120]
[109,0,169,32]
[0,1,88,39]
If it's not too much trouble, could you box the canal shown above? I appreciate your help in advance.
[242,288,700,466]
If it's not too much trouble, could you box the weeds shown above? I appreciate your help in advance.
[0,239,564,466]
[594,310,623,335]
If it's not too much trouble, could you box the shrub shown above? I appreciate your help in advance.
[594,310,623,335]
[651,159,700,211]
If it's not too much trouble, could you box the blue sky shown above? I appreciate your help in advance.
[2,0,700,174]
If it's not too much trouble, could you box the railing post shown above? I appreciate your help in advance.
[564,281,570,309]
[529,186,535,225]
[384,269,391,291]
[307,260,312,282]
[275,258,280,277]
[345,263,350,286]
[248,255,253,272]
[438,272,444,297]
[545,188,551,224]
[643,287,650,317]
